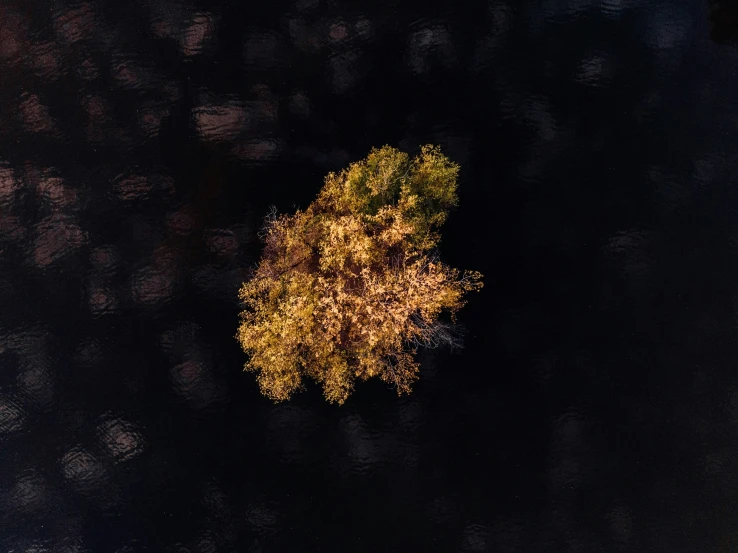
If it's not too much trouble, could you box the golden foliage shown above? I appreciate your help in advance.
[236,145,483,404]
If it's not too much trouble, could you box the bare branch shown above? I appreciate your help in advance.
[257,205,279,241]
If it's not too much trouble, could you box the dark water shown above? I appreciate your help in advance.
[1,0,737,551]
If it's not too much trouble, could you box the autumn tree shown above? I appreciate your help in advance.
[236,145,483,404]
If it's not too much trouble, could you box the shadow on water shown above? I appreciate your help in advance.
[709,0,738,45]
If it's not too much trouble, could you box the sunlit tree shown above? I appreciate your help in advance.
[236,145,483,404]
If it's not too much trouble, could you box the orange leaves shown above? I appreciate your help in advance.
[236,145,483,404]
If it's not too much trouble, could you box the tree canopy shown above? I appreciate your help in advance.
[236,145,483,404]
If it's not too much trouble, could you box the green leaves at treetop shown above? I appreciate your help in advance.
[313,144,460,250]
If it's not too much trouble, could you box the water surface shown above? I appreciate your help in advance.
[1,0,738,551]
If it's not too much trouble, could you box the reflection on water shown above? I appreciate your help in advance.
[0,0,737,550]
[95,414,145,462]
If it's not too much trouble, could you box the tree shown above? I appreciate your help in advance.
[236,145,483,404]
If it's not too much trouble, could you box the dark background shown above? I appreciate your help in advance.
[1,0,738,551]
